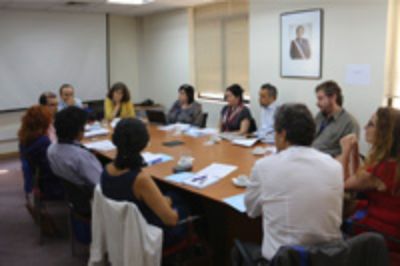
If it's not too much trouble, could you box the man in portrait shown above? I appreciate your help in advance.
[290,25,311,60]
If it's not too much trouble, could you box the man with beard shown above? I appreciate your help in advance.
[312,81,359,157]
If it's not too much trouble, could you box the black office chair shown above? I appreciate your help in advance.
[60,179,92,256]
[200,113,208,128]
[28,162,65,244]
[233,232,390,266]
[249,118,257,133]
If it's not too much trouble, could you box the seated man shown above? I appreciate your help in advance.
[47,106,102,191]
[312,81,359,157]
[38,91,58,142]
[244,103,343,261]
[257,83,279,143]
[58,83,83,111]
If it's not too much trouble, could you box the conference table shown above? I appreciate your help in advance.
[84,124,269,265]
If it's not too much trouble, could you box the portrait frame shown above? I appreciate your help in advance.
[280,9,323,79]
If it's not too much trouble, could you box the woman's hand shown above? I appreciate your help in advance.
[340,134,357,152]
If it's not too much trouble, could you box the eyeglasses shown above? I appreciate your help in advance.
[366,120,375,128]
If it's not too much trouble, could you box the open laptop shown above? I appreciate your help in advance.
[145,109,168,125]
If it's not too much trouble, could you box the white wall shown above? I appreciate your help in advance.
[137,9,192,110]
[109,15,140,102]
[249,0,388,153]
[0,14,140,155]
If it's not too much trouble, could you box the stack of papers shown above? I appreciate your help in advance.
[142,152,173,166]
[84,128,110,138]
[223,193,246,213]
[232,138,259,147]
[182,163,237,189]
[84,140,115,151]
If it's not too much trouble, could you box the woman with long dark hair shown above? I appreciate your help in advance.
[100,118,188,247]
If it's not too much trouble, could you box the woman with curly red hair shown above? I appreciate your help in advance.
[340,107,400,252]
[18,105,63,200]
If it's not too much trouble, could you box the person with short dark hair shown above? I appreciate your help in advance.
[244,103,343,261]
[39,91,58,116]
[58,83,83,111]
[312,80,360,157]
[257,83,279,143]
[47,106,102,191]
[101,118,189,247]
[38,91,58,142]
[220,84,254,135]
[167,84,203,126]
[104,82,135,121]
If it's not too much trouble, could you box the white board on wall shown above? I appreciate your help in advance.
[0,10,108,111]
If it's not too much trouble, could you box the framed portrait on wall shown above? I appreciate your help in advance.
[280,9,323,79]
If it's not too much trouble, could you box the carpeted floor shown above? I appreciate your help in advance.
[0,158,87,266]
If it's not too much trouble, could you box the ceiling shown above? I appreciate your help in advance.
[0,0,224,16]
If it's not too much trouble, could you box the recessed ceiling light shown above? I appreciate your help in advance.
[107,0,153,5]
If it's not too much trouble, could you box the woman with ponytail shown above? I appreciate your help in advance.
[100,118,189,247]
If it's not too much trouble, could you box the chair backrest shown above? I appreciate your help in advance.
[249,118,257,133]
[89,186,163,266]
[61,179,92,217]
[200,113,208,128]
[271,232,389,266]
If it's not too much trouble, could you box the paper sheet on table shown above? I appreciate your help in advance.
[84,128,109,138]
[223,193,246,213]
[142,152,173,166]
[232,138,259,147]
[84,140,115,151]
[219,132,246,141]
[184,127,218,138]
[182,163,237,189]
[165,172,194,183]
[110,118,121,129]
[158,123,191,132]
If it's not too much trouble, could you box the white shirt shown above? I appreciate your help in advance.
[258,101,278,143]
[89,186,163,266]
[245,146,343,260]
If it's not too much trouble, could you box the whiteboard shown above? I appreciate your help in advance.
[0,10,108,110]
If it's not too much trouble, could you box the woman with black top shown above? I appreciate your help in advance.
[220,84,254,135]
[167,84,203,127]
[100,118,188,247]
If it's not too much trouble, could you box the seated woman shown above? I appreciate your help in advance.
[104,82,136,121]
[167,84,203,127]
[18,105,64,200]
[340,107,400,252]
[220,84,254,135]
[101,118,189,248]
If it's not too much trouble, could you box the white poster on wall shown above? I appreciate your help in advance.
[345,64,371,86]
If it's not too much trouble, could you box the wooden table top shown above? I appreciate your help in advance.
[84,125,269,205]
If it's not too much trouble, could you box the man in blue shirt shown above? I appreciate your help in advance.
[58,83,83,111]
[257,83,279,143]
